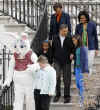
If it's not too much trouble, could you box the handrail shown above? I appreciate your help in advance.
[0,82,14,110]
[0,45,13,110]
[31,2,48,53]
[33,3,47,37]
[47,1,100,5]
[1,0,46,30]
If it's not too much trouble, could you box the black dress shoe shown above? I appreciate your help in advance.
[53,96,60,102]
[64,98,71,103]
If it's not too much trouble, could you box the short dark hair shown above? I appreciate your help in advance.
[37,55,48,64]
[72,34,83,47]
[59,24,68,30]
[78,10,90,23]
[53,2,62,11]
[41,40,51,49]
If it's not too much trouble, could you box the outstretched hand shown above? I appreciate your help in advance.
[95,50,98,56]
[70,54,74,60]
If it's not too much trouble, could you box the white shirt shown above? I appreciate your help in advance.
[60,35,65,47]
[34,64,56,95]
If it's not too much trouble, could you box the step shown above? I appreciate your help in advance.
[60,73,100,95]
[23,102,81,110]
[95,65,100,73]
[0,16,21,25]
[98,36,100,41]
[51,96,76,103]
[94,60,100,65]
[51,93,97,103]
[0,16,10,24]
[0,24,6,32]
[50,103,80,110]
[4,24,26,33]
[60,84,98,96]
[58,85,100,103]
[51,95,79,103]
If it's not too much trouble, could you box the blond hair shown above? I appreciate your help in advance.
[37,55,48,64]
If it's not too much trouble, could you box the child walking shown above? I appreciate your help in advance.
[72,35,89,106]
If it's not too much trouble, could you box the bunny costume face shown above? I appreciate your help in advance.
[14,33,30,56]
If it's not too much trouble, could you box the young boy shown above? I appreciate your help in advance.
[28,55,56,110]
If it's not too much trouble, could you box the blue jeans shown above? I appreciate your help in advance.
[75,67,84,103]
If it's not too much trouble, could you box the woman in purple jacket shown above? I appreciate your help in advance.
[75,10,99,76]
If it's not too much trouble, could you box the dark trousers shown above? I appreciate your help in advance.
[34,89,51,110]
[54,62,71,98]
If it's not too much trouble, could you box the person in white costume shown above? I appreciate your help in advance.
[3,32,39,110]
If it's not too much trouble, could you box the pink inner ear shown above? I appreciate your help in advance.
[22,35,27,40]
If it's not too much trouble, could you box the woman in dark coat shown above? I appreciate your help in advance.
[75,10,99,76]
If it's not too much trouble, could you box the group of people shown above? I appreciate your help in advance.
[2,2,99,110]
[48,2,98,106]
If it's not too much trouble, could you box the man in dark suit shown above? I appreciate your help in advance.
[52,24,75,103]
[49,2,71,40]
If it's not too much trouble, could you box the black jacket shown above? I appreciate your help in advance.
[52,35,75,65]
[36,48,53,64]
[49,11,71,40]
